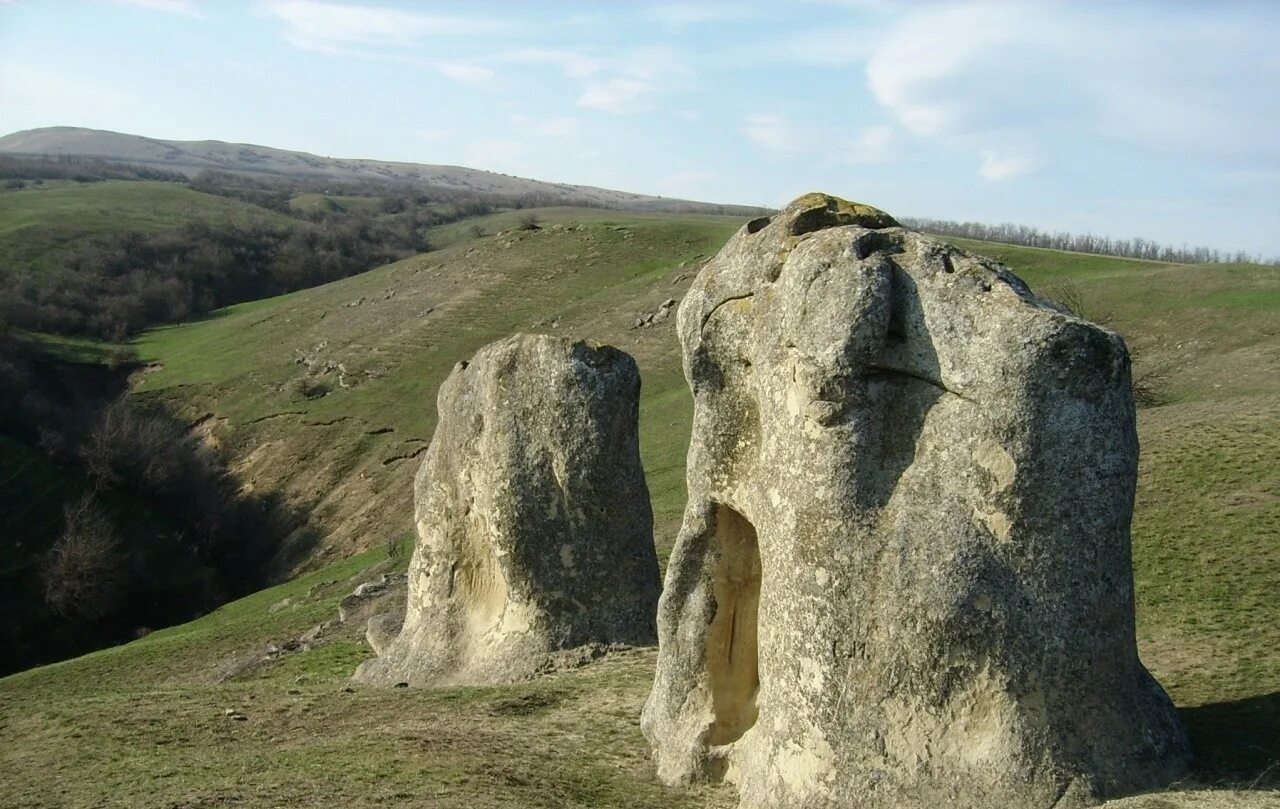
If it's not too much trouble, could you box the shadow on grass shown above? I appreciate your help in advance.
[1182,691,1280,788]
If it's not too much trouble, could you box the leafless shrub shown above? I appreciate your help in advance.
[1132,363,1173,409]
[81,401,187,490]
[43,494,126,619]
[1044,283,1169,409]
[1043,283,1114,328]
[518,212,541,231]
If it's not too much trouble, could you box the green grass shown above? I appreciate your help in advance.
[0,180,301,275]
[2,211,1277,805]
[0,547,733,809]
[23,331,122,364]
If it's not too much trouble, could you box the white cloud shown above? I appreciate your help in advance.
[498,48,601,79]
[742,113,800,153]
[261,0,501,51]
[978,149,1038,182]
[571,46,690,115]
[439,63,495,86]
[744,115,897,164]
[863,2,1280,177]
[578,77,653,114]
[116,0,203,17]
[645,4,754,25]
[865,4,1025,138]
[771,27,879,67]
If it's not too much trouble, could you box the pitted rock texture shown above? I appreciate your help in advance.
[354,334,660,686]
[641,193,1190,808]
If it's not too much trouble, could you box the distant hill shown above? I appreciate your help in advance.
[0,126,764,215]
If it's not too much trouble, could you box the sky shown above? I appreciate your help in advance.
[1,0,1278,256]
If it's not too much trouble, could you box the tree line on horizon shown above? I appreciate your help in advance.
[901,216,1277,266]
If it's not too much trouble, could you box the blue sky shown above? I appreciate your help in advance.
[1,0,1277,255]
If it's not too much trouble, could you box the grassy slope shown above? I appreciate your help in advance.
[0,545,732,809]
[1,218,1276,806]
[128,207,737,562]
[0,180,301,275]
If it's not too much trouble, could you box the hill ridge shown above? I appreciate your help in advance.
[0,125,764,215]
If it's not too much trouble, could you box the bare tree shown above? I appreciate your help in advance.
[81,402,187,490]
[43,494,126,619]
[901,216,1277,266]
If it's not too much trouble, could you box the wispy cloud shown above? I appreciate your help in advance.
[742,113,799,153]
[575,45,690,115]
[261,0,501,52]
[978,149,1038,182]
[499,48,601,79]
[439,63,495,86]
[743,113,895,163]
[863,2,1280,178]
[116,0,203,17]
[578,78,652,114]
[644,3,755,26]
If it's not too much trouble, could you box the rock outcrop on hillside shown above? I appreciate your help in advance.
[641,193,1190,808]
[354,334,660,686]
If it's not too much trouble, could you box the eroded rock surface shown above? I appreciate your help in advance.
[354,334,660,686]
[641,193,1190,808]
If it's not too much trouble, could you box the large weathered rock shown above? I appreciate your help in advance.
[641,194,1190,808]
[354,334,660,686]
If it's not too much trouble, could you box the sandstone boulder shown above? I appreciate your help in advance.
[641,193,1190,808]
[354,334,660,686]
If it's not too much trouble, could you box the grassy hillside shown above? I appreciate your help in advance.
[0,180,299,276]
[1,212,1276,805]
[130,207,740,560]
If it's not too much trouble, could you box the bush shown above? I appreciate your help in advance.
[386,534,410,561]
[105,344,139,371]
[81,401,188,491]
[43,494,126,619]
[291,376,330,400]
